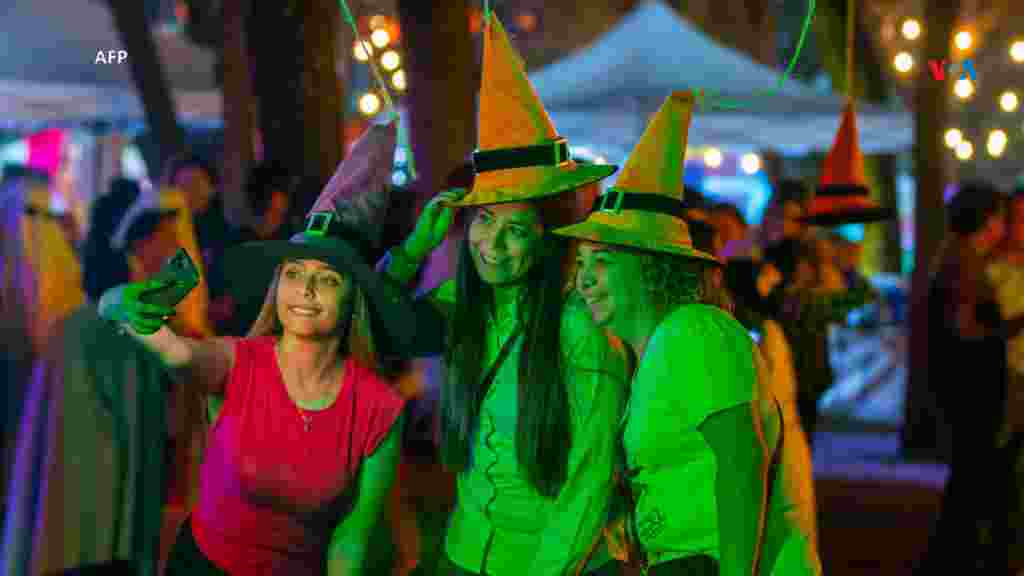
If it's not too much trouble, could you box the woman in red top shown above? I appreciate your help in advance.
[99,123,447,575]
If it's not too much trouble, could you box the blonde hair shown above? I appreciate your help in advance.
[246,264,378,369]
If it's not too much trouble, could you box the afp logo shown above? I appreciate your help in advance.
[95,50,128,64]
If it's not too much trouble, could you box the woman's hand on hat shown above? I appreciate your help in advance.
[98,280,177,336]
[404,188,466,261]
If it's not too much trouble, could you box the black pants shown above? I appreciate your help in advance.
[165,518,228,576]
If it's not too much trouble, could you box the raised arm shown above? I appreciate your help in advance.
[98,279,234,394]
[327,414,403,575]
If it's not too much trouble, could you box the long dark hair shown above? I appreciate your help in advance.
[441,195,576,498]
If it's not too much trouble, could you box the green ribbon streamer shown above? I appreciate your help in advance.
[702,0,816,111]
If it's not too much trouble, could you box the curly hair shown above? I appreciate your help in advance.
[638,251,713,311]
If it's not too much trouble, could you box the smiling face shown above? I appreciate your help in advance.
[275,258,353,339]
[467,203,544,286]
[574,241,650,331]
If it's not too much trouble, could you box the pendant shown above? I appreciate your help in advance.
[302,414,312,432]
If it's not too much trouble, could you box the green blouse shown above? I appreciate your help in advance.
[428,280,629,576]
[622,304,760,566]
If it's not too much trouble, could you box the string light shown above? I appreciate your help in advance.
[380,50,401,71]
[703,148,723,168]
[391,70,406,91]
[954,30,972,51]
[353,40,372,62]
[955,139,973,160]
[371,28,391,48]
[987,129,1008,157]
[740,153,761,174]
[893,52,914,73]
[954,78,974,100]
[358,93,381,116]
[901,19,921,41]
[1001,91,1020,112]
[1011,40,1024,62]
[944,128,963,148]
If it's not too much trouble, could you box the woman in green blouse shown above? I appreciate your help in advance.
[380,14,629,576]
[556,92,785,575]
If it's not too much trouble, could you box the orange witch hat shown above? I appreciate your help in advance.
[445,13,616,208]
[802,101,894,226]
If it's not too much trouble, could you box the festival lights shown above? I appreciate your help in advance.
[893,52,914,73]
[955,139,974,160]
[740,153,761,174]
[358,93,381,116]
[944,128,963,148]
[901,19,921,41]
[954,30,973,51]
[381,50,401,71]
[1011,40,1024,62]
[703,148,723,169]
[391,70,406,91]
[1001,91,1020,112]
[987,129,1008,157]
[954,78,974,100]
[353,40,372,62]
[371,28,391,49]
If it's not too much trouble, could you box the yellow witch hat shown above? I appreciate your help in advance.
[552,91,718,263]
[802,100,894,226]
[444,13,616,208]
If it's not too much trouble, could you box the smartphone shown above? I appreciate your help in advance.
[139,248,200,308]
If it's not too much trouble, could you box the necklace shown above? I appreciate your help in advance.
[298,407,313,432]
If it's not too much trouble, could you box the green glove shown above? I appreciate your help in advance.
[403,188,467,261]
[98,279,177,335]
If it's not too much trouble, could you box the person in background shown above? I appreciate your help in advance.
[761,180,811,248]
[2,183,181,576]
[215,161,295,336]
[711,202,755,260]
[7,164,85,352]
[0,176,41,568]
[923,181,1024,573]
[765,237,874,445]
[724,259,822,573]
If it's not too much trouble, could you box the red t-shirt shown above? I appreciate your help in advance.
[191,336,405,574]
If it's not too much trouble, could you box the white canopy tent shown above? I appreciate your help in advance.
[529,0,913,161]
[0,0,222,130]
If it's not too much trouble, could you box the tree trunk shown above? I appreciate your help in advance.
[219,0,255,228]
[106,0,187,176]
[903,1,958,459]
[394,1,475,574]
[248,0,343,221]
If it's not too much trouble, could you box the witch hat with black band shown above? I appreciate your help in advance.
[225,120,445,355]
[552,91,718,264]
[802,100,894,226]
[442,13,616,208]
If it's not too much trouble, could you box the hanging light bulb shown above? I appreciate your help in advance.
[392,169,409,187]
[1001,91,1020,112]
[944,128,963,148]
[353,40,372,62]
[380,50,401,71]
[955,139,974,160]
[740,153,761,174]
[987,129,1008,157]
[391,69,407,91]
[955,30,973,51]
[1011,40,1024,62]
[893,52,914,73]
[358,92,381,116]
[704,148,723,168]
[954,78,975,100]
[901,19,921,41]
[371,28,391,48]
